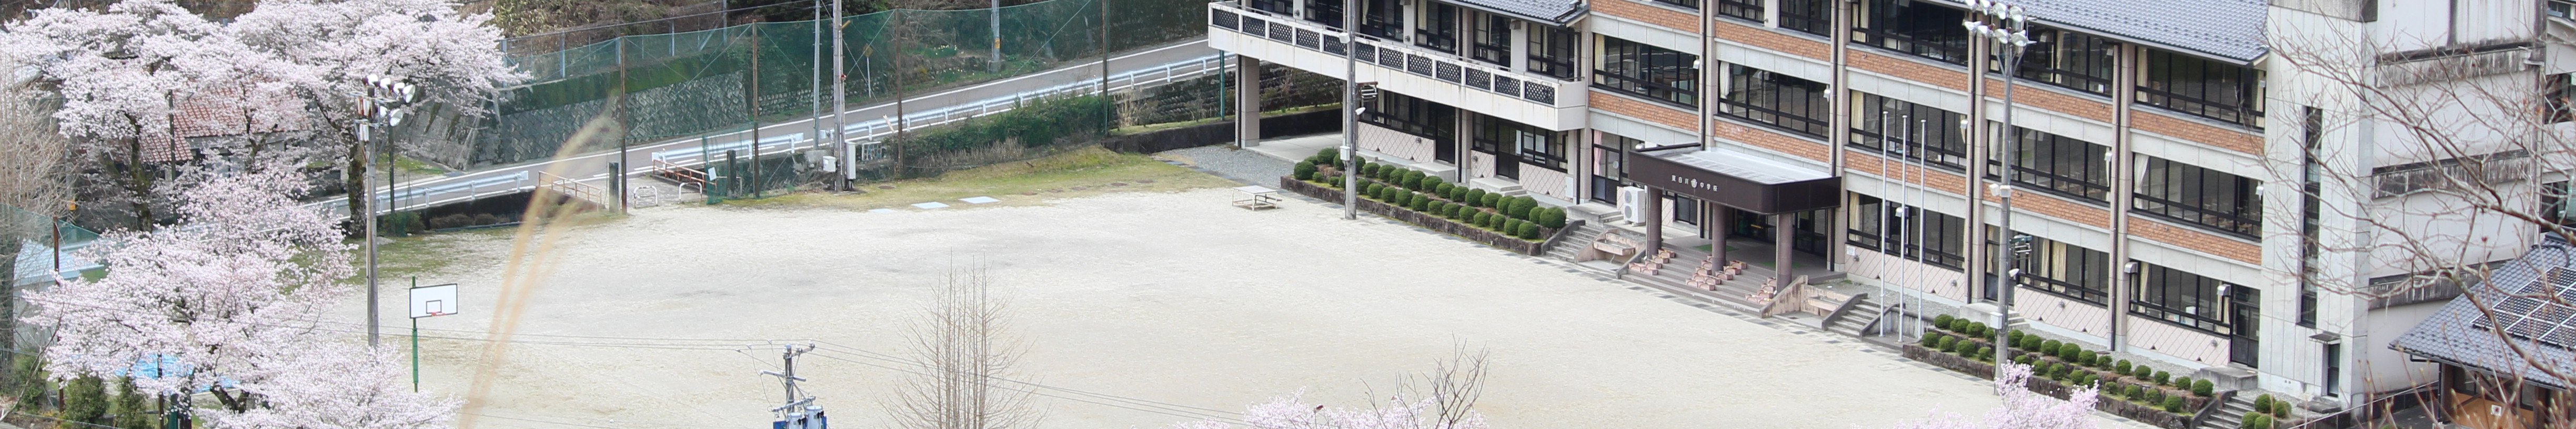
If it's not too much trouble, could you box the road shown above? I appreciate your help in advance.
[311,39,1224,218]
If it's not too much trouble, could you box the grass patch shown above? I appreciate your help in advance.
[724,146,1233,210]
[1109,103,1339,136]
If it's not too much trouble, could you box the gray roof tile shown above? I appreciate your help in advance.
[1959,0,2268,64]
[2391,235,2576,390]
[1441,0,1585,26]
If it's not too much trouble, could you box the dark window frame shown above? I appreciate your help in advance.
[1472,114,1568,171]
[1777,0,1830,36]
[1989,229,2112,304]
[2006,27,2117,96]
[1718,64,1833,138]
[1415,2,1462,54]
[2135,157,2264,238]
[1470,13,1512,66]
[2130,264,2247,336]
[1852,0,1969,65]
[1716,0,1762,23]
[1361,92,1459,144]
[1847,92,1968,169]
[1526,24,1579,80]
[1249,0,1296,15]
[2138,48,2265,128]
[1593,37,1699,108]
[1651,0,1701,9]
[1985,127,2110,202]
[1850,193,1967,270]
[1357,0,1403,39]
[2548,73,2574,124]
[1302,0,1345,28]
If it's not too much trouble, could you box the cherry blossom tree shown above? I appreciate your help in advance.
[1879,363,2100,429]
[0,0,224,229]
[226,0,523,224]
[22,164,455,428]
[1171,347,1493,429]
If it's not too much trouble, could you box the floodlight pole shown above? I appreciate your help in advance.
[362,120,379,347]
[1340,0,1356,220]
[409,276,419,392]
[834,0,851,190]
[1966,0,2032,386]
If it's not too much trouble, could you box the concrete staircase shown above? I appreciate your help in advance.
[1822,296,1889,338]
[1544,221,1614,262]
[1468,177,1526,196]
[1621,246,1775,311]
[2196,392,2282,429]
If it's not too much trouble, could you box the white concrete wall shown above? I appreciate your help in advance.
[1357,122,1441,165]
[1521,162,1573,201]
[2125,314,2232,367]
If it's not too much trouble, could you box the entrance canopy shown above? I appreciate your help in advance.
[1627,148,1838,214]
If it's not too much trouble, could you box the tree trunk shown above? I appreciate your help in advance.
[344,129,365,234]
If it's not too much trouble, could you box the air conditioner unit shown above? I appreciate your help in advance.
[1617,186,1645,224]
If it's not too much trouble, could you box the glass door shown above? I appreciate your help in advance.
[1589,142,1624,203]
[2228,288,2261,367]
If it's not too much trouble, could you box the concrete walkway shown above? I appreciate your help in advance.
[1243,134,1342,164]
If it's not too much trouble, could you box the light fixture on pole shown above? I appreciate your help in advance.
[1965,0,2032,386]
[354,74,418,347]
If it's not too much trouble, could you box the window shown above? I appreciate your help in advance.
[1850,193,1967,269]
[1778,0,1830,36]
[1652,0,1700,9]
[1472,114,1568,170]
[1594,37,1699,108]
[1847,93,1967,168]
[1850,193,1885,250]
[1673,195,1700,224]
[2135,157,2263,238]
[2012,28,2117,95]
[1591,135,1635,203]
[1303,0,1344,28]
[2131,264,2245,335]
[1994,127,2110,201]
[2553,0,2574,18]
[1358,0,1402,39]
[1415,2,1462,54]
[1718,64,1832,138]
[1471,13,1511,66]
[2139,48,2265,127]
[1362,92,1458,144]
[1250,0,1295,15]
[2298,106,2322,328]
[1526,25,1579,79]
[1853,0,1969,65]
[2549,181,2576,227]
[1716,0,1762,22]
[2549,73,2574,124]
[1990,230,2112,304]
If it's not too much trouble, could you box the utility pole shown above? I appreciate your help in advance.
[1965,0,2033,384]
[989,0,1002,73]
[833,0,851,190]
[1339,0,1355,220]
[813,0,824,178]
[750,23,764,199]
[1099,0,1110,132]
[762,344,825,429]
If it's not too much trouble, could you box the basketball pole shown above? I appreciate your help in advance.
[410,276,420,392]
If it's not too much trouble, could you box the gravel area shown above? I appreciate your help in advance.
[1154,145,1291,186]
[357,188,2148,429]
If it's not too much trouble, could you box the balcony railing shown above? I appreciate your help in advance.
[1210,1,1580,108]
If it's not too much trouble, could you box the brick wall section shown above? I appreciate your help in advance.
[1851,50,1969,91]
[1713,120,1830,162]
[2132,109,2262,155]
[1984,77,2114,124]
[1978,188,2111,228]
[1844,149,1970,195]
[1711,19,1828,60]
[2127,214,2263,265]
[1595,0,1699,34]
[1592,91,1700,132]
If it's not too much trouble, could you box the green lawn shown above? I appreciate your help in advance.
[726,146,1234,210]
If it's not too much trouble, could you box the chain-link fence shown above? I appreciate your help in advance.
[469,0,1206,168]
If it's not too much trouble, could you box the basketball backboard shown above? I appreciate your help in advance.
[409,283,459,319]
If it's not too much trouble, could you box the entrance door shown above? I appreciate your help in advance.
[1492,130,1530,180]
[2229,288,2261,367]
[1435,135,1457,164]
[1589,144,1623,203]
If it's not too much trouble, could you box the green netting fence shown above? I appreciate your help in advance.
[472,0,1208,168]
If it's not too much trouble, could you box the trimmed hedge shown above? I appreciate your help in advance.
[1279,176,1563,254]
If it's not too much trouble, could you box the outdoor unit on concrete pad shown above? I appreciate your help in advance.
[1617,186,1645,225]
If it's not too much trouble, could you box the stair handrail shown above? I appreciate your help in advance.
[534,171,608,206]
[2186,389,2240,429]
[1613,238,1653,280]
[1819,293,1871,330]
[1536,219,1586,254]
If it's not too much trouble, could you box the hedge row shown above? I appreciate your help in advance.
[1920,314,2216,417]
[1295,152,1568,240]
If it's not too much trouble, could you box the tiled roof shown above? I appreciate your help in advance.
[142,87,312,164]
[1954,0,2268,64]
[2391,234,2576,390]
[1443,0,1585,26]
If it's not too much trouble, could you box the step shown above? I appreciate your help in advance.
[1467,177,1525,196]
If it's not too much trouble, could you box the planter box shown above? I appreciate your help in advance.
[1277,177,1551,255]
[1903,344,2197,429]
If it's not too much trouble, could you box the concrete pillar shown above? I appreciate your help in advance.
[1236,57,1264,147]
[1775,211,1794,280]
[1644,190,1664,254]
[1712,205,1729,265]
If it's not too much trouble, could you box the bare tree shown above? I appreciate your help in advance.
[889,266,1040,429]
[1178,344,1493,429]
[2262,16,2576,428]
